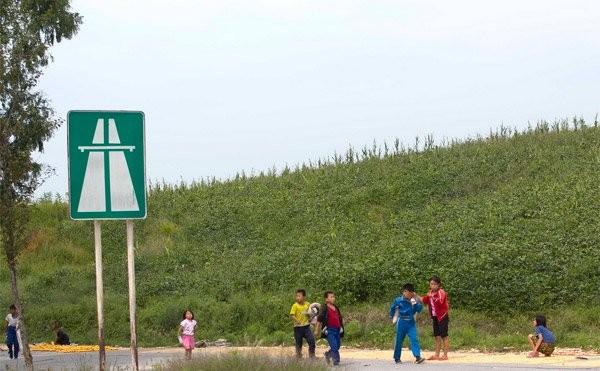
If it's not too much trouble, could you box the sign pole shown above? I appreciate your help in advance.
[94,220,106,371]
[68,111,146,371]
[126,220,139,371]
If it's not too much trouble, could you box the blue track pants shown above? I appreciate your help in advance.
[393,319,420,361]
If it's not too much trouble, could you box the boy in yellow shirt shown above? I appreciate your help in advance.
[290,289,316,358]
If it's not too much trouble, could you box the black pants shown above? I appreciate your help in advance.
[293,325,315,357]
[432,316,449,338]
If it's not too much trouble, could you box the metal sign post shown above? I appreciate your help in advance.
[68,111,146,371]
[126,220,139,371]
[94,220,106,370]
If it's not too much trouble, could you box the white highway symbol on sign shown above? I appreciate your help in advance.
[78,118,139,213]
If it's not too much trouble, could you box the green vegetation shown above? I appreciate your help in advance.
[1,119,598,350]
[157,352,327,371]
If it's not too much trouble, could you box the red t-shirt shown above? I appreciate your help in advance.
[327,305,341,329]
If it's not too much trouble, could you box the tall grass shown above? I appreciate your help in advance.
[157,353,327,371]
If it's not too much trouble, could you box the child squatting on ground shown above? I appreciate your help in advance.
[390,284,425,364]
[289,289,316,358]
[421,275,450,360]
[5,305,19,359]
[527,315,555,358]
[314,291,344,366]
[178,310,198,360]
[53,324,71,345]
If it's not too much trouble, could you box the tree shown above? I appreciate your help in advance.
[0,0,81,369]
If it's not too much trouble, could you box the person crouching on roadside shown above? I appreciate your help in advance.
[527,315,555,357]
[53,324,71,345]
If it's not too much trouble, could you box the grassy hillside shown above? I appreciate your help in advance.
[1,119,599,349]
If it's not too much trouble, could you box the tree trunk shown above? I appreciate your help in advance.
[3,215,33,371]
[8,262,33,370]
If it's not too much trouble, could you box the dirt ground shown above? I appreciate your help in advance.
[155,345,600,368]
[338,347,600,368]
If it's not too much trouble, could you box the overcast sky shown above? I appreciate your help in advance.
[36,0,600,196]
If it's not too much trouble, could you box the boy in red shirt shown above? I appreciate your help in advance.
[421,275,449,360]
[314,291,344,366]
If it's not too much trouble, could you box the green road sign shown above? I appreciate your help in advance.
[68,111,146,220]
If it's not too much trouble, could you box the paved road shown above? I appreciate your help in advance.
[0,349,597,370]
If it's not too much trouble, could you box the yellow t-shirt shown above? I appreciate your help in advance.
[290,302,310,327]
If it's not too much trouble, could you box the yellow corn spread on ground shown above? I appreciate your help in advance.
[30,343,119,352]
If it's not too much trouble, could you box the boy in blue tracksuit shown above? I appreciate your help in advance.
[389,283,425,364]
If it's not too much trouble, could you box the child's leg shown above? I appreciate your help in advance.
[394,322,408,361]
[6,333,11,357]
[431,318,441,357]
[438,317,449,359]
[428,336,442,360]
[293,327,303,357]
[331,329,341,364]
[539,343,555,357]
[303,326,316,357]
[407,323,421,358]
[6,327,15,358]
[13,335,19,358]
[442,336,449,357]
[527,334,537,351]
[326,328,341,364]
[435,336,442,356]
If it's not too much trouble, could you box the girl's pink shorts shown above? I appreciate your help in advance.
[182,334,195,350]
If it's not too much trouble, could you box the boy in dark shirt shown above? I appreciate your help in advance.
[53,325,70,345]
[314,291,344,366]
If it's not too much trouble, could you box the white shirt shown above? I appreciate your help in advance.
[180,319,197,335]
[5,314,19,327]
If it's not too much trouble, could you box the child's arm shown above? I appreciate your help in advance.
[313,321,321,337]
[290,314,301,326]
[440,289,448,304]
[534,333,543,351]
[289,305,302,326]
[314,308,326,336]
[177,326,183,336]
[389,299,398,317]
[413,294,424,313]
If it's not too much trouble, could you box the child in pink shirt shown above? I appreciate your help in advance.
[177,310,198,360]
